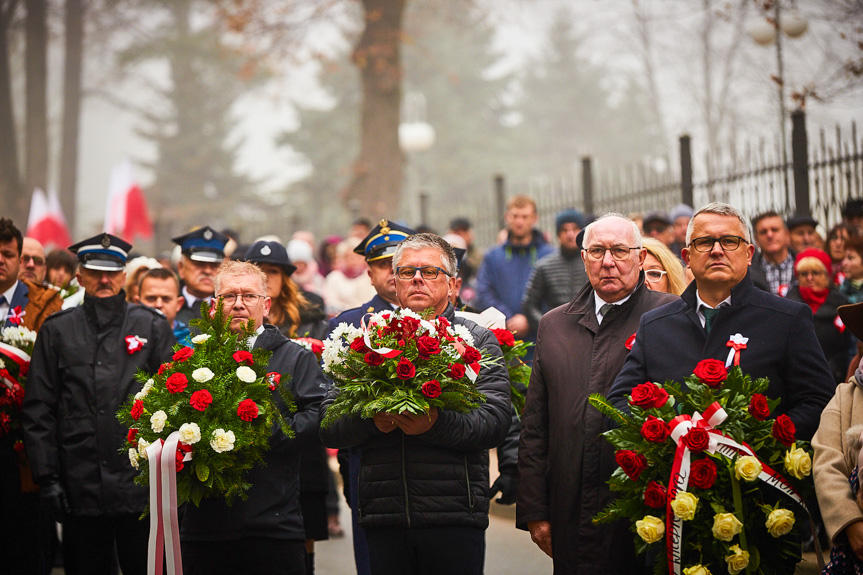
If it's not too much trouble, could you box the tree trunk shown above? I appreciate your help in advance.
[0,0,22,224]
[25,0,48,211]
[59,0,84,236]
[346,0,406,219]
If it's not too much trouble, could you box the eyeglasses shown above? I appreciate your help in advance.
[644,269,668,282]
[688,235,748,252]
[583,246,641,261]
[395,266,451,281]
[798,270,826,279]
[21,255,46,266]
[218,293,266,305]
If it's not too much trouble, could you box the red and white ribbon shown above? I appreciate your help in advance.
[665,402,809,575]
[126,335,148,354]
[360,314,402,359]
[725,333,748,368]
[0,341,30,389]
[4,306,25,325]
[146,431,191,575]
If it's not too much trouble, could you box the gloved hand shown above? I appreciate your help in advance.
[489,474,518,505]
[39,480,70,524]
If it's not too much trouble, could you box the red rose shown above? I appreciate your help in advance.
[449,363,467,379]
[395,358,416,380]
[640,416,670,443]
[417,336,441,358]
[625,332,637,350]
[233,350,254,365]
[237,398,259,421]
[615,449,648,481]
[629,382,668,409]
[462,346,482,363]
[643,481,667,508]
[266,372,281,390]
[173,346,194,362]
[189,389,213,411]
[749,393,771,420]
[130,400,144,421]
[689,458,718,489]
[401,317,421,335]
[421,380,442,399]
[682,427,710,453]
[692,358,727,387]
[158,362,173,375]
[166,373,188,394]
[492,329,515,348]
[772,414,796,446]
[364,352,385,366]
[127,428,139,444]
[350,337,369,353]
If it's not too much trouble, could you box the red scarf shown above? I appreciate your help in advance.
[798,286,829,314]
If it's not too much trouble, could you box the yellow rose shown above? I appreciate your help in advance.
[636,515,665,544]
[711,512,743,542]
[725,544,750,575]
[765,508,795,538]
[783,444,812,480]
[683,564,712,575]
[734,455,762,482]
[671,491,699,521]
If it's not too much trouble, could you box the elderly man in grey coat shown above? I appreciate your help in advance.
[516,214,678,574]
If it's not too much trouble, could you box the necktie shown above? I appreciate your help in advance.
[701,306,719,334]
[600,303,614,317]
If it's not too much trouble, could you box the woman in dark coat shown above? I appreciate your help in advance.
[786,248,852,385]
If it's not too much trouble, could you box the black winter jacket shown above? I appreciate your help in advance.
[180,325,328,541]
[22,292,175,515]
[319,305,512,529]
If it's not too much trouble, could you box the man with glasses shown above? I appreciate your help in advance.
[19,237,47,285]
[517,214,676,574]
[610,202,834,444]
[321,233,511,575]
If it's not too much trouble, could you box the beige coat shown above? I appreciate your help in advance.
[812,377,863,543]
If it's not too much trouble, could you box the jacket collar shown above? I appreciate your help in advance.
[83,290,127,330]
[682,269,756,310]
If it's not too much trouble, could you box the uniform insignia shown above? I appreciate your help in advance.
[379,219,390,235]
[101,235,111,248]
[367,306,375,313]
[260,245,271,256]
[203,229,213,240]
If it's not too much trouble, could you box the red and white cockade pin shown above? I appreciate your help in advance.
[725,333,748,367]
[835,315,846,333]
[5,306,25,326]
[125,335,148,354]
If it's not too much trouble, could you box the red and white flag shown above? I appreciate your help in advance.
[25,188,72,249]
[104,160,153,241]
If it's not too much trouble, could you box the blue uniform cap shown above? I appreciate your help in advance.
[68,233,132,271]
[172,226,228,263]
[353,219,417,262]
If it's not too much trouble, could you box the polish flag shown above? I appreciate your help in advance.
[104,160,153,240]
[25,188,72,249]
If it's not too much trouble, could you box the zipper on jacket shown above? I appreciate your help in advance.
[401,434,411,527]
[464,455,474,513]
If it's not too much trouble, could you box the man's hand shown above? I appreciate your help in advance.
[506,313,529,337]
[527,520,552,558]
[489,474,518,505]
[846,520,863,561]
[393,408,438,435]
[373,413,398,433]
[39,480,70,524]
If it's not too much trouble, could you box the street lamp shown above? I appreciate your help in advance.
[399,92,435,225]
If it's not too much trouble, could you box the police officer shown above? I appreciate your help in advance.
[22,233,175,575]
[173,226,228,324]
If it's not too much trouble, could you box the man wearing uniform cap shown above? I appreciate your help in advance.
[22,233,175,575]
[326,219,416,575]
[173,226,228,324]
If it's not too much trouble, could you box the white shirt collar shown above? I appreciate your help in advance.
[594,291,633,324]
[1,281,19,318]
[247,324,266,348]
[182,286,212,308]
[695,290,731,327]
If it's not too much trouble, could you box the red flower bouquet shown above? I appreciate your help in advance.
[321,309,493,426]
[0,326,36,446]
[589,361,817,575]
[490,328,533,414]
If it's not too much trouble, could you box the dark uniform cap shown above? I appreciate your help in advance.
[68,233,132,272]
[244,241,297,276]
[787,214,818,231]
[172,226,228,263]
[353,219,417,262]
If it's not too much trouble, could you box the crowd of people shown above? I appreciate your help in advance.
[3,195,863,574]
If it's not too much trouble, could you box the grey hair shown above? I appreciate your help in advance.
[392,233,458,276]
[685,202,751,245]
[214,260,267,295]
[582,212,643,249]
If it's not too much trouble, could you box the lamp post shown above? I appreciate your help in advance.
[399,92,435,226]
[747,1,807,211]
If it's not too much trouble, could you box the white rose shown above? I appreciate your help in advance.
[135,379,155,400]
[236,365,257,383]
[178,422,202,445]
[150,410,167,433]
[210,428,236,453]
[129,448,140,470]
[138,438,150,459]
[191,334,211,344]
[192,367,215,383]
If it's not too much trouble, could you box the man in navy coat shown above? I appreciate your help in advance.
[609,202,834,441]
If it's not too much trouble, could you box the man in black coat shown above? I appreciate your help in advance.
[609,202,835,442]
[23,233,175,575]
[179,260,327,575]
